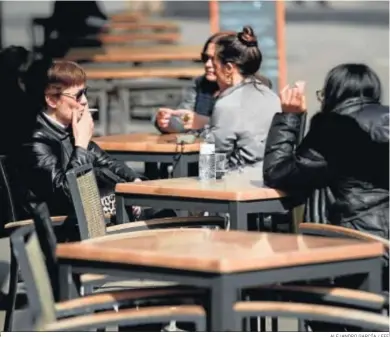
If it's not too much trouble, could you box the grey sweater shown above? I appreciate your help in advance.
[210,78,281,170]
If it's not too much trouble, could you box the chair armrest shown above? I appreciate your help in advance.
[55,285,204,318]
[46,305,205,331]
[299,222,390,249]
[5,216,68,230]
[234,301,389,332]
[246,284,387,311]
[106,216,226,234]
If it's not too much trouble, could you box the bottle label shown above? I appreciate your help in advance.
[200,143,215,155]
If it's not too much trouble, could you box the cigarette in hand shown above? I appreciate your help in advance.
[89,108,98,115]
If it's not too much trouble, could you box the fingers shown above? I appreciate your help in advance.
[279,85,290,103]
[71,108,78,127]
[158,107,172,115]
[294,81,306,111]
[295,81,306,93]
[279,82,306,113]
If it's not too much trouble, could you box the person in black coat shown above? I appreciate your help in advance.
[11,59,174,240]
[0,46,33,155]
[264,63,389,330]
[43,1,108,58]
[263,63,389,289]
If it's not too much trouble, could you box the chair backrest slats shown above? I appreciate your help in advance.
[66,165,106,240]
[12,227,57,330]
[31,202,61,301]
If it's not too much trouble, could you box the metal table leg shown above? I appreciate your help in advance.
[228,202,247,231]
[365,257,382,294]
[115,194,129,224]
[59,264,73,301]
[209,276,238,331]
[172,155,188,178]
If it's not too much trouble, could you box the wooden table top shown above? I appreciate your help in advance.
[115,173,284,201]
[97,32,181,44]
[94,133,201,153]
[56,228,384,273]
[107,21,179,32]
[110,11,145,22]
[85,66,203,80]
[64,45,202,63]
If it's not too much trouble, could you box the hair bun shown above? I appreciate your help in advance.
[238,26,258,47]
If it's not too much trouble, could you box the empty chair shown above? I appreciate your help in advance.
[234,301,389,332]
[10,225,206,331]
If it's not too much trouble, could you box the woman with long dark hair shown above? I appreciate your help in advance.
[263,64,389,299]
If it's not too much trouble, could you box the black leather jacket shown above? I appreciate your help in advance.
[12,112,141,217]
[264,99,389,241]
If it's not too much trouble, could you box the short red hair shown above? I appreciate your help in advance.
[44,60,86,96]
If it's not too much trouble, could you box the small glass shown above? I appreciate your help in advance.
[215,153,227,179]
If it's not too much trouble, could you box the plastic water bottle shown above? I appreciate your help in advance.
[198,125,216,181]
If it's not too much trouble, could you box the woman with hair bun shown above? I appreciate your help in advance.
[159,26,281,172]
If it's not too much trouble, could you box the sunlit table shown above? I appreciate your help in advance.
[57,228,383,331]
[94,133,200,178]
[114,172,294,230]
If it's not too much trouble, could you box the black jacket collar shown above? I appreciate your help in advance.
[37,112,72,141]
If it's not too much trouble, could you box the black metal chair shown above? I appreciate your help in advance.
[65,164,226,295]
[66,164,226,241]
[234,301,389,332]
[246,222,389,331]
[0,155,67,331]
[10,225,206,331]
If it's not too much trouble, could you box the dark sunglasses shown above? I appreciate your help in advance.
[61,87,88,102]
[200,52,212,63]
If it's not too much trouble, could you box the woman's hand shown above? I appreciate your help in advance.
[280,81,306,114]
[157,108,209,131]
[156,108,174,129]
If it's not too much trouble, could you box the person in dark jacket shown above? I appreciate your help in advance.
[0,46,33,155]
[12,60,173,231]
[154,31,231,134]
[154,31,230,178]
[43,1,107,58]
[263,64,389,293]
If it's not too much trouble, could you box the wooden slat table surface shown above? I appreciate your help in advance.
[64,45,202,62]
[94,133,201,153]
[96,31,180,44]
[56,228,384,273]
[110,11,145,22]
[85,66,203,80]
[115,175,284,201]
[107,21,179,32]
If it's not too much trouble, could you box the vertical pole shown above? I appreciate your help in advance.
[276,0,287,90]
[209,0,219,33]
